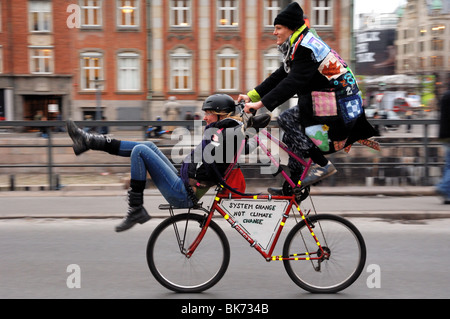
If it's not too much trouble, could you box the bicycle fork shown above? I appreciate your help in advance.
[176,212,214,259]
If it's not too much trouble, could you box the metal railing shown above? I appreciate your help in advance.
[0,119,443,190]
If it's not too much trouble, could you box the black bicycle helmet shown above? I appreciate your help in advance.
[202,94,236,114]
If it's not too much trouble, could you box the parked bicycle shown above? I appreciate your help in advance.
[146,103,367,294]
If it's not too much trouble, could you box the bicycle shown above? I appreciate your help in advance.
[146,104,367,294]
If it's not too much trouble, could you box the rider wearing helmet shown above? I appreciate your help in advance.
[66,94,250,232]
[181,94,244,198]
[202,94,236,112]
[201,94,237,124]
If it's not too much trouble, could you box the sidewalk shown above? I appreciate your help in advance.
[0,172,440,195]
[0,185,448,221]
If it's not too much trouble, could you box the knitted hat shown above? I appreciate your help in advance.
[274,2,305,31]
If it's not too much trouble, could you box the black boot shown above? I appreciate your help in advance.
[115,189,151,232]
[268,171,301,196]
[66,120,120,156]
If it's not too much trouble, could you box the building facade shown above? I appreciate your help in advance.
[0,1,74,121]
[354,12,399,76]
[0,0,353,122]
[150,0,353,119]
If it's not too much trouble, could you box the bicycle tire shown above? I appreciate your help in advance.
[146,213,230,293]
[283,214,366,293]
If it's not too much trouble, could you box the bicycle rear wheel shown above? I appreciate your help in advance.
[283,214,366,293]
[146,213,230,293]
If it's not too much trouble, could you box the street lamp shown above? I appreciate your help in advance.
[122,5,134,14]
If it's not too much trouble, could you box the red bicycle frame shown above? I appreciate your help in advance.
[185,128,329,262]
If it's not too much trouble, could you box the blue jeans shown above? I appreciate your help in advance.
[118,141,194,208]
[437,143,450,200]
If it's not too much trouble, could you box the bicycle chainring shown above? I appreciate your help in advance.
[293,186,310,202]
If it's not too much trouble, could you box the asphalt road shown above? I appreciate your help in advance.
[0,217,449,300]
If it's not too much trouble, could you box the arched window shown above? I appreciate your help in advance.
[117,52,141,91]
[80,51,103,91]
[263,47,281,79]
[217,47,239,91]
[170,47,192,91]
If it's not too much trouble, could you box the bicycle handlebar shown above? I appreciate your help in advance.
[236,100,256,116]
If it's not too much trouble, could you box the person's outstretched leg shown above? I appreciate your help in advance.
[115,143,193,232]
[67,120,120,156]
[115,179,151,232]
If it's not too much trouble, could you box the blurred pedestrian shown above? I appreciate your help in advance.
[436,87,450,204]
[405,110,413,133]
[184,111,194,131]
[98,116,109,135]
[34,110,43,121]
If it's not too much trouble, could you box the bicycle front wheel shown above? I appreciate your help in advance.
[146,213,230,293]
[283,214,366,293]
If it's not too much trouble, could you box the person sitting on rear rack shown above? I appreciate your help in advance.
[66,94,263,232]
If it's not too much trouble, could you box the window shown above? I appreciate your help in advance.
[431,24,446,35]
[419,41,425,52]
[263,48,281,79]
[80,0,102,28]
[117,0,139,28]
[402,59,410,70]
[30,47,53,74]
[29,1,52,32]
[217,0,239,27]
[431,38,444,51]
[170,0,191,27]
[117,52,141,91]
[217,48,238,91]
[170,48,192,91]
[312,0,333,28]
[419,57,426,69]
[431,56,443,68]
[264,0,280,27]
[419,27,427,36]
[80,52,103,91]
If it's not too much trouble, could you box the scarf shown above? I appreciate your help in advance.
[278,38,292,73]
[277,25,308,73]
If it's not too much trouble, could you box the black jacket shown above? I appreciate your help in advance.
[180,118,248,186]
[252,28,377,152]
[255,29,331,110]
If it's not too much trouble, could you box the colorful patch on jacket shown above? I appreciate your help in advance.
[338,94,363,124]
[332,72,359,97]
[319,52,347,80]
[330,49,348,68]
[300,32,330,62]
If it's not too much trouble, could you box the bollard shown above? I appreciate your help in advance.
[9,175,15,191]
[54,174,61,190]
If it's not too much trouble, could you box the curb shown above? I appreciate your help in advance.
[0,185,438,197]
[0,186,448,221]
